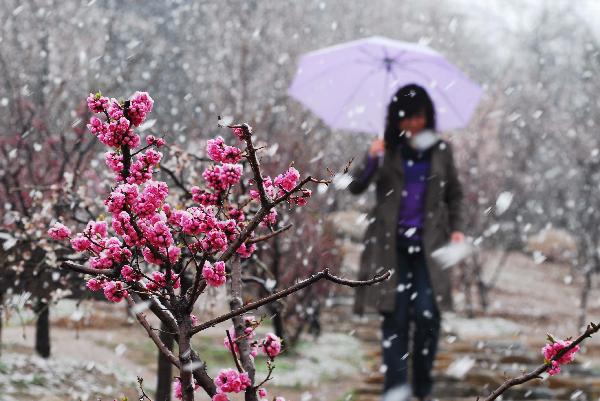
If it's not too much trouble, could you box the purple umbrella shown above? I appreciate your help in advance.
[288,36,483,135]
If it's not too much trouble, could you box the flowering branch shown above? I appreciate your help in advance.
[482,322,600,401]
[48,91,387,401]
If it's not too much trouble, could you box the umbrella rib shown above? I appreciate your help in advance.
[396,65,467,125]
[331,67,381,127]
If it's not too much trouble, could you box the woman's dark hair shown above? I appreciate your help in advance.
[383,84,436,151]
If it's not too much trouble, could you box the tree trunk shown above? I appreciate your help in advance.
[269,239,287,342]
[34,299,51,358]
[267,302,285,341]
[156,324,174,401]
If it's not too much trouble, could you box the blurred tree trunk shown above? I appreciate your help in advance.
[269,239,286,342]
[34,299,50,358]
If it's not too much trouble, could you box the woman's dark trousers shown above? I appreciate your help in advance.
[381,240,441,398]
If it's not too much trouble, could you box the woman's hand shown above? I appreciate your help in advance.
[368,138,385,158]
[451,231,465,243]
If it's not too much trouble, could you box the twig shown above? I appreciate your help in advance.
[253,360,275,389]
[191,268,390,335]
[247,224,293,244]
[482,322,600,401]
[137,377,154,401]
[160,164,192,199]
[126,295,181,368]
[226,329,244,373]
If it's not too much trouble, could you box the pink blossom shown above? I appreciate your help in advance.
[86,278,104,291]
[105,184,139,215]
[258,388,267,398]
[274,167,300,192]
[260,209,277,227]
[102,281,128,302]
[261,333,282,358]
[105,152,124,177]
[127,148,163,184]
[85,220,108,238]
[223,318,258,358]
[87,116,108,137]
[218,219,238,242]
[173,378,183,400]
[48,222,71,240]
[142,245,181,266]
[134,181,169,218]
[203,164,243,191]
[201,229,229,253]
[146,135,165,147]
[128,91,154,126]
[112,211,142,247]
[231,127,246,141]
[542,339,580,375]
[249,176,276,201]
[191,186,220,206]
[176,206,217,236]
[214,369,251,393]
[206,136,242,163]
[212,393,229,401]
[71,234,92,252]
[191,314,199,326]
[107,99,124,120]
[236,242,256,259]
[290,189,312,206]
[121,265,142,282]
[202,261,227,287]
[172,378,200,400]
[145,270,180,291]
[227,207,245,222]
[87,93,109,113]
[144,220,174,248]
[103,237,133,263]
[88,114,140,148]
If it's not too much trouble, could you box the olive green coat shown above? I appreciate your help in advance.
[349,140,464,314]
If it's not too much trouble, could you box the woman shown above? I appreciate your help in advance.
[349,84,465,400]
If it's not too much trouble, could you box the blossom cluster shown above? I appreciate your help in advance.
[222,318,282,361]
[214,369,251,393]
[249,167,312,206]
[542,338,580,375]
[202,261,227,287]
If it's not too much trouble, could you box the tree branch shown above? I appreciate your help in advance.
[126,295,180,369]
[483,322,600,401]
[191,268,390,335]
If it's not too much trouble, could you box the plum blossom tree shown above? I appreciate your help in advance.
[50,91,389,401]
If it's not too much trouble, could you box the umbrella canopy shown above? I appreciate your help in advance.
[288,36,483,135]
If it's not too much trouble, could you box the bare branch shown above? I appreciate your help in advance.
[191,268,390,335]
[126,295,181,369]
[247,224,293,244]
